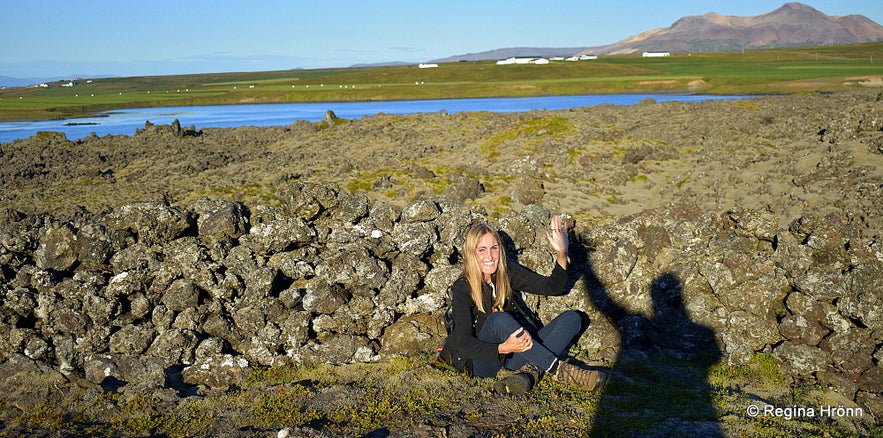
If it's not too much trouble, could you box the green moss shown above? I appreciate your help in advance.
[344,178,373,193]
[710,352,786,387]
[629,173,648,183]
[251,385,319,428]
[480,116,576,159]
[13,400,65,432]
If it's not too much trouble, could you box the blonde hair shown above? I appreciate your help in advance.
[463,223,512,313]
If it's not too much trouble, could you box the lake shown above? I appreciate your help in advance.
[0,94,747,144]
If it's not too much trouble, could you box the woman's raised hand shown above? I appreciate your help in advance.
[546,214,569,266]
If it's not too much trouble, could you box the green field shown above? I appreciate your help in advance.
[1,42,881,122]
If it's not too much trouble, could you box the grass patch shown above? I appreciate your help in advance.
[480,116,576,159]
[2,354,879,437]
[4,42,881,122]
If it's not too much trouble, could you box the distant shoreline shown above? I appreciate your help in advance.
[1,43,881,123]
[0,93,756,144]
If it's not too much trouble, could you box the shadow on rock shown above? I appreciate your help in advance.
[571,240,724,437]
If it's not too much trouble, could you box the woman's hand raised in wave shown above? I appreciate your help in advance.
[546,214,569,269]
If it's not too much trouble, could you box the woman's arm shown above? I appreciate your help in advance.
[447,278,503,362]
[508,214,571,296]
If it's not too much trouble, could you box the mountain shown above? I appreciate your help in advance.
[433,3,883,62]
[587,2,883,55]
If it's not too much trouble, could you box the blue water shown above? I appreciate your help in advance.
[0,94,746,144]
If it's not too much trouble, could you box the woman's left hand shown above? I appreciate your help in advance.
[546,214,569,253]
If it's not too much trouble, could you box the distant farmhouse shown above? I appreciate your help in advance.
[496,55,595,65]
[642,52,671,58]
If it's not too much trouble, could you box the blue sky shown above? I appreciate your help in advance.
[2,1,881,79]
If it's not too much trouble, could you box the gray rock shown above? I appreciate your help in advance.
[822,330,874,379]
[333,191,370,223]
[239,218,315,256]
[267,251,315,281]
[0,209,41,253]
[73,223,114,270]
[392,221,437,257]
[162,279,199,312]
[299,335,375,366]
[315,245,389,292]
[194,198,250,244]
[778,314,828,346]
[785,291,835,325]
[203,312,244,351]
[773,342,831,376]
[34,221,78,271]
[147,329,198,365]
[107,201,194,246]
[277,181,339,220]
[114,354,169,388]
[400,200,440,223]
[182,354,250,388]
[303,279,348,315]
[858,365,883,394]
[846,264,883,331]
[381,314,445,356]
[2,190,882,408]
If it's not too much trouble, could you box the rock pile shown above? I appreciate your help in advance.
[0,175,880,418]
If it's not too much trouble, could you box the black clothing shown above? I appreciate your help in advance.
[444,261,569,364]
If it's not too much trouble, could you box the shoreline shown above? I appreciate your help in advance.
[0,92,761,144]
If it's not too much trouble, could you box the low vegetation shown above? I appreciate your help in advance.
[2,353,873,437]
[1,42,881,121]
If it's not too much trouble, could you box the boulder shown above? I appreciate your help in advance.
[107,200,195,246]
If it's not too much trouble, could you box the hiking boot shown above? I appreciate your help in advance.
[493,364,540,395]
[550,360,609,391]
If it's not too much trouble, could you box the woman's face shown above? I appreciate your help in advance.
[475,232,500,283]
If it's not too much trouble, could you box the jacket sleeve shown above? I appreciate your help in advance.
[508,260,569,297]
[446,278,502,362]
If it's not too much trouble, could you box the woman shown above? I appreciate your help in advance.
[442,215,608,394]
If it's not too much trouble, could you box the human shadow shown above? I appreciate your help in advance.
[569,241,724,437]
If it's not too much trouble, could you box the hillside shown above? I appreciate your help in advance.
[589,2,883,55]
[435,2,883,62]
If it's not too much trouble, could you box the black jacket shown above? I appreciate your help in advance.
[444,261,569,363]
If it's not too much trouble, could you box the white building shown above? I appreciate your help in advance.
[496,57,539,65]
[418,63,439,69]
[642,52,671,58]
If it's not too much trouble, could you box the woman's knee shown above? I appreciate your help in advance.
[479,312,520,341]
[558,310,582,329]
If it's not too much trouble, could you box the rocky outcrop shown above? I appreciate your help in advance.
[0,179,880,419]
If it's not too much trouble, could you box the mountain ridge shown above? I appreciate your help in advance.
[434,2,883,62]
